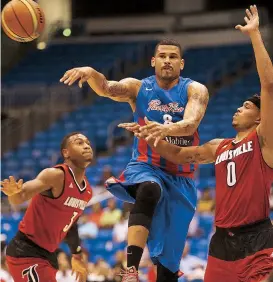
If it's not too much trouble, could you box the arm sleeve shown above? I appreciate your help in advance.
[64,221,82,254]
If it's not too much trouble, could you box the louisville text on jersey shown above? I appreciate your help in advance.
[64,197,88,210]
[215,141,253,165]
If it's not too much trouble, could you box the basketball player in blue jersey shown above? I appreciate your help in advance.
[60,39,209,282]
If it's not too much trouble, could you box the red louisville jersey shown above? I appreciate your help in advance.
[214,130,273,228]
[19,164,92,252]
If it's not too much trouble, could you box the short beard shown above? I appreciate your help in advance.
[158,73,179,83]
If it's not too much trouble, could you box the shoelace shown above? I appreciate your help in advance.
[119,267,139,282]
[119,269,139,276]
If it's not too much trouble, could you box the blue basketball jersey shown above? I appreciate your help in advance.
[131,75,199,176]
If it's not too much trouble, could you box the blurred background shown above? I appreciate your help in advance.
[1,0,273,281]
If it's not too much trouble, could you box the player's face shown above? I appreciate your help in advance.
[64,134,93,166]
[232,101,260,130]
[152,45,184,82]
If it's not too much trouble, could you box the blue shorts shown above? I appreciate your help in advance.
[106,161,197,272]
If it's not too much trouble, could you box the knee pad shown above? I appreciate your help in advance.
[156,263,178,282]
[128,181,161,229]
[136,181,161,206]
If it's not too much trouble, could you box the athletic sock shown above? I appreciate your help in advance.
[127,245,144,270]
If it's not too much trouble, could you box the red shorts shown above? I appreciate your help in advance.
[204,218,273,282]
[204,248,273,282]
[6,256,57,282]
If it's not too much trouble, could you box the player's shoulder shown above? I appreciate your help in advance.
[213,138,232,155]
[38,167,65,185]
[187,80,208,93]
[141,75,155,85]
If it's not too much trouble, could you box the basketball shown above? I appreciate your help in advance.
[1,0,45,42]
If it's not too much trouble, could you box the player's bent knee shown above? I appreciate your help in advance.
[136,181,161,205]
[128,181,161,229]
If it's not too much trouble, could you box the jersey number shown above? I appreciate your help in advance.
[227,161,237,187]
[63,211,78,232]
[22,264,39,282]
[163,114,173,125]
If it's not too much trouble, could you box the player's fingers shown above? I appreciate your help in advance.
[244,16,250,24]
[134,133,140,139]
[79,74,90,88]
[78,75,88,88]
[154,136,162,147]
[1,180,9,188]
[17,179,23,189]
[145,131,159,141]
[63,70,77,84]
[64,69,80,84]
[250,5,256,15]
[118,122,138,129]
[140,123,157,131]
[68,71,82,86]
[246,8,252,19]
[145,126,161,135]
[1,188,8,195]
[77,271,86,282]
[62,69,76,82]
[253,5,258,15]
[9,176,16,184]
[235,25,243,30]
[135,132,144,139]
[60,69,74,82]
[118,122,132,128]
[146,130,161,140]
[1,180,8,186]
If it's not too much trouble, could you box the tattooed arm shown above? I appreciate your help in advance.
[168,81,209,136]
[148,138,222,164]
[139,81,209,146]
[119,120,222,164]
[60,66,141,103]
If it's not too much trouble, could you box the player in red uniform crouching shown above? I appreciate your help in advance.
[120,6,273,282]
[1,132,93,282]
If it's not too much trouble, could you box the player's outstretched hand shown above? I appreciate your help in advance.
[140,117,171,147]
[1,176,23,196]
[235,5,259,35]
[118,122,150,139]
[71,254,88,282]
[118,122,141,133]
[60,67,92,88]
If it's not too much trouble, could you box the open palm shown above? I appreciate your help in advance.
[235,5,259,34]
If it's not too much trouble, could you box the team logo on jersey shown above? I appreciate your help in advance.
[147,99,184,113]
[22,264,39,282]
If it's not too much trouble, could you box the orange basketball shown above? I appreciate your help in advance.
[1,0,45,42]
